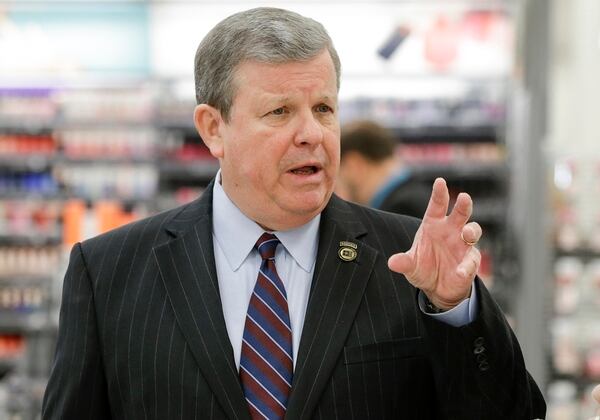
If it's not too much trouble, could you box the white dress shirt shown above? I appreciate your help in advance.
[211,173,477,370]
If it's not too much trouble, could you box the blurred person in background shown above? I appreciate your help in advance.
[337,120,430,218]
[42,7,545,420]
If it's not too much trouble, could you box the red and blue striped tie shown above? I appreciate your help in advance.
[240,233,293,420]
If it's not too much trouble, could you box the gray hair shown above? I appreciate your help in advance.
[194,7,341,122]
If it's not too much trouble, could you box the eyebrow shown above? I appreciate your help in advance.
[259,94,337,108]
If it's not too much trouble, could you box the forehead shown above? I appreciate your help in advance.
[232,51,338,101]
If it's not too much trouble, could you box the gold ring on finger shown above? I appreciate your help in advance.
[461,231,477,246]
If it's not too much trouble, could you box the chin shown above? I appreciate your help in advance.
[286,191,331,216]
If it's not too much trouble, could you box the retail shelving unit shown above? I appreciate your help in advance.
[0,83,218,417]
[547,166,600,417]
[0,87,62,418]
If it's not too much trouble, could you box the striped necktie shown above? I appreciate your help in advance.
[240,233,293,420]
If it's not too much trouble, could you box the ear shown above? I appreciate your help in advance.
[194,104,225,159]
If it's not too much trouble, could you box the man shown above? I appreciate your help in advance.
[337,120,431,218]
[42,7,545,420]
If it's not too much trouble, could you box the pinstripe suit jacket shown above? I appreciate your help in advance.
[42,181,545,419]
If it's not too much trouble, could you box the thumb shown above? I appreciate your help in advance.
[388,252,415,275]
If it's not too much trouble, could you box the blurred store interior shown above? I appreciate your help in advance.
[0,0,599,418]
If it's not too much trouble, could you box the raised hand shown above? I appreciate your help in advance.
[388,178,482,310]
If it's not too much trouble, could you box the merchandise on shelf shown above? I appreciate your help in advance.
[0,88,58,126]
[0,134,56,156]
[0,200,61,241]
[57,128,157,160]
[55,163,159,201]
[339,95,506,132]
[56,89,155,123]
[62,199,150,247]
[548,155,600,415]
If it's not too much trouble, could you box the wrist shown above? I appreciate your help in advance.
[423,287,472,312]
[423,294,447,313]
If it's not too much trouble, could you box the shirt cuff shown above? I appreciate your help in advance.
[418,282,478,327]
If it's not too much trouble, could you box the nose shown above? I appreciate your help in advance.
[293,111,324,147]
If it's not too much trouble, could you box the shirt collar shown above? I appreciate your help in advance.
[212,170,320,273]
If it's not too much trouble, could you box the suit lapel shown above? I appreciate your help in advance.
[286,196,378,420]
[153,182,250,420]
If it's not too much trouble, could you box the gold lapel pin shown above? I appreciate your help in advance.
[338,241,358,262]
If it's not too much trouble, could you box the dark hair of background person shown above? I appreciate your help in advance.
[338,120,431,218]
[340,120,396,161]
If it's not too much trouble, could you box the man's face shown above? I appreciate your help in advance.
[217,50,340,230]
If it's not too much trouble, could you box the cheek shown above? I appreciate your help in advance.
[326,139,341,173]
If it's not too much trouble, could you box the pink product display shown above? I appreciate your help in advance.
[553,257,583,315]
[0,95,58,122]
[0,200,61,238]
[57,90,154,123]
[58,129,157,159]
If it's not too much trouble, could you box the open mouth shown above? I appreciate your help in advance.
[289,165,320,175]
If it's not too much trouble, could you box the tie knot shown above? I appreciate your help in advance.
[256,233,279,260]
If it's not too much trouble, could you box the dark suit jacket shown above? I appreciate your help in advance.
[42,182,545,419]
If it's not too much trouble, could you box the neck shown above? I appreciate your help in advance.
[358,158,398,205]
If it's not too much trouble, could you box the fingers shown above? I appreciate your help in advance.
[423,178,449,222]
[388,252,415,277]
[447,192,473,228]
[461,222,482,246]
[457,246,481,279]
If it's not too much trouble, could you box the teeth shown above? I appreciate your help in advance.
[292,166,315,175]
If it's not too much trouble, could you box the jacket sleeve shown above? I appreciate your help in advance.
[42,243,111,419]
[420,278,546,419]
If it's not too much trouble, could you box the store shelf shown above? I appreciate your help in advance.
[0,123,55,134]
[0,313,54,334]
[0,357,23,371]
[0,155,55,170]
[408,162,508,179]
[0,235,61,247]
[0,275,54,284]
[554,249,600,260]
[159,160,219,180]
[54,155,157,165]
[393,125,499,143]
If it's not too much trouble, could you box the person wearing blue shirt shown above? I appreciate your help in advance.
[338,120,431,218]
